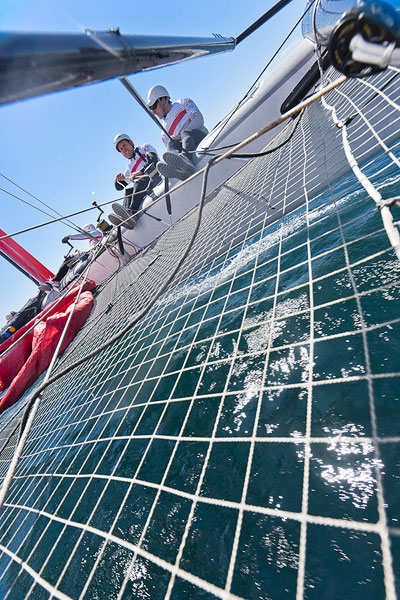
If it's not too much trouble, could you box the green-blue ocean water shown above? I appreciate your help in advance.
[0,150,399,600]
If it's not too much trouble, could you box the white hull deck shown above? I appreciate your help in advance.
[87,38,400,286]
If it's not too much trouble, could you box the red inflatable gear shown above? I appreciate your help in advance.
[0,282,95,414]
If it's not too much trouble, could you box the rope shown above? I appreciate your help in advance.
[0,75,350,512]
[0,157,217,513]
[194,110,303,159]
[320,84,398,600]
[320,88,400,261]
[0,266,94,511]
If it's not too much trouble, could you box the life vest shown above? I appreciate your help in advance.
[123,144,158,184]
[160,98,205,146]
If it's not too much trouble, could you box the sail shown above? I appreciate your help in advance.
[0,227,54,283]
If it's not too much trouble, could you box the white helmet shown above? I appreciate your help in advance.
[114,133,133,151]
[147,85,170,107]
[83,223,97,233]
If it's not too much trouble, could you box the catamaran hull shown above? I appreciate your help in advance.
[86,39,400,286]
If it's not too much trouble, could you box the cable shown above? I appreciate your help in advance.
[0,186,74,224]
[0,76,350,508]
[192,112,303,160]
[0,174,160,242]
[0,173,78,230]
[235,0,294,45]
[208,0,317,147]
[0,196,124,242]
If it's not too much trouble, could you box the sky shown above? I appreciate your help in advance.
[0,0,306,323]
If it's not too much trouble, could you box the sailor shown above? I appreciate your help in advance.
[147,85,208,181]
[56,223,103,284]
[40,224,103,293]
[109,134,161,229]
[62,223,103,246]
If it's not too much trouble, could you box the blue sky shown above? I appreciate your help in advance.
[0,0,305,322]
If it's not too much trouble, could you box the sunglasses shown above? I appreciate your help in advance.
[149,100,159,111]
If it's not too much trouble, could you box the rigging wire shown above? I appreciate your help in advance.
[0,173,79,230]
[206,0,317,148]
[0,173,162,242]
[0,156,217,513]
[235,0,294,45]
[0,75,352,512]
[0,185,77,225]
[0,196,120,242]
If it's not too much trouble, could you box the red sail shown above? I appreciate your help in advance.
[0,228,54,283]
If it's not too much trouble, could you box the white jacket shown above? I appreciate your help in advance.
[161,98,207,146]
[122,144,158,185]
[69,228,103,246]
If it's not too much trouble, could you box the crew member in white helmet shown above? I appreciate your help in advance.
[109,133,160,229]
[62,223,103,246]
[147,85,208,181]
[38,224,103,292]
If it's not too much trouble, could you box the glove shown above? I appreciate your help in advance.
[62,235,70,243]
[170,139,181,151]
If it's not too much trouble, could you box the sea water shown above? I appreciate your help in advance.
[0,151,399,599]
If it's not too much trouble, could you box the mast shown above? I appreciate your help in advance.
[0,30,235,105]
[0,228,54,284]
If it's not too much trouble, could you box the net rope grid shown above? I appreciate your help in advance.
[0,63,399,600]
[0,73,352,456]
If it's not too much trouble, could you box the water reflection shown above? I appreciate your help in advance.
[267,346,310,386]
[223,358,262,434]
[354,258,400,292]
[242,292,309,355]
[314,437,382,513]
[127,557,146,583]
[156,194,344,312]
[243,320,271,353]
[261,524,299,569]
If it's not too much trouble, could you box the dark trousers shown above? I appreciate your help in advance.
[53,252,87,282]
[123,174,161,214]
[167,129,207,154]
